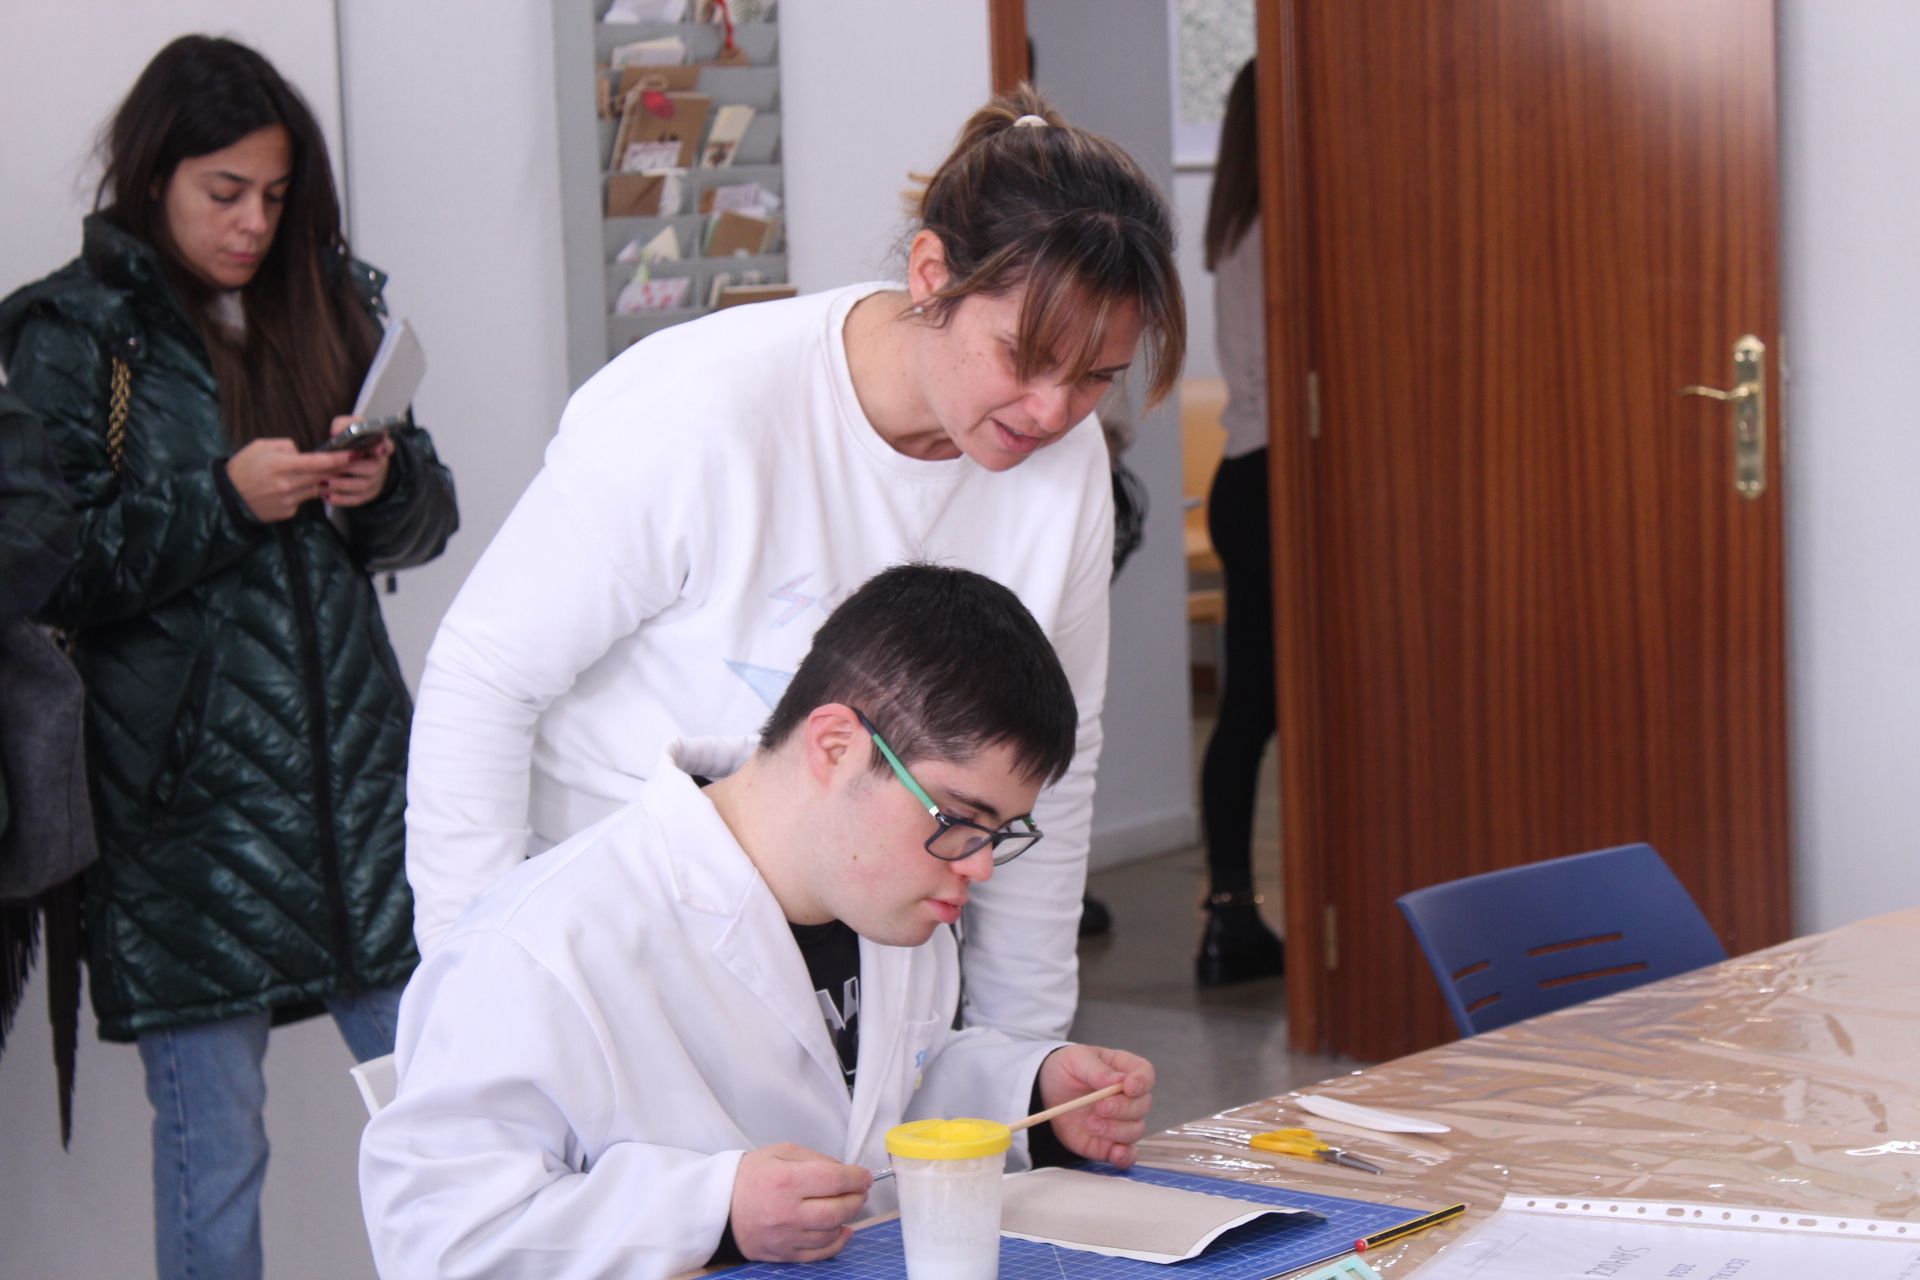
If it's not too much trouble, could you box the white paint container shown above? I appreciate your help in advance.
[885,1118,1012,1280]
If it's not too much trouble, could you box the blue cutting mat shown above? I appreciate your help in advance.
[722,1164,1423,1279]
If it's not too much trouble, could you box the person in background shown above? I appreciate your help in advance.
[405,84,1184,1043]
[0,35,458,1279]
[361,564,1155,1277]
[1196,59,1287,986]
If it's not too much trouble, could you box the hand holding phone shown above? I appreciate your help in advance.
[315,415,398,509]
[312,414,403,454]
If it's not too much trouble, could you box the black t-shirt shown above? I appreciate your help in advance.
[692,775,862,1090]
[791,918,861,1093]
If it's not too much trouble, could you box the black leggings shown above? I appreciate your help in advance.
[1200,448,1276,895]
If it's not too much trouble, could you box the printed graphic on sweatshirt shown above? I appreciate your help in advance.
[724,571,858,708]
[767,571,853,629]
[725,659,793,710]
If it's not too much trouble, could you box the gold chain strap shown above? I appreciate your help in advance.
[106,356,131,474]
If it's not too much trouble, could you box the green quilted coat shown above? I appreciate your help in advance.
[0,216,458,1041]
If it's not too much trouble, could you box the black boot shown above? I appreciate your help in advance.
[1196,891,1285,986]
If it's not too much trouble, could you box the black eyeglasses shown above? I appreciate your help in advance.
[853,709,1043,867]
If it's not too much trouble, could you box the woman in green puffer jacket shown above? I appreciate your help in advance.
[0,35,457,1280]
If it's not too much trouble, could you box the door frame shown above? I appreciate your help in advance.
[989,0,1029,92]
[1252,0,1330,1053]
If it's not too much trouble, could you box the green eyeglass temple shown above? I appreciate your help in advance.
[853,709,1043,867]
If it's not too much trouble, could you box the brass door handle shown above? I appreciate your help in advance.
[1680,382,1756,403]
[1679,335,1766,499]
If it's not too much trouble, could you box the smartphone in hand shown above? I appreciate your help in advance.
[312,415,403,454]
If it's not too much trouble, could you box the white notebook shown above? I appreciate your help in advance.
[354,319,426,421]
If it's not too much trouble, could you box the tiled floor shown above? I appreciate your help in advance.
[1068,703,1366,1133]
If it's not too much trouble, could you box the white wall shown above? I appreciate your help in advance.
[1780,0,1920,929]
[781,2,992,291]
[334,0,574,688]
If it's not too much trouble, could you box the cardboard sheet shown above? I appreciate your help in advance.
[999,1167,1321,1264]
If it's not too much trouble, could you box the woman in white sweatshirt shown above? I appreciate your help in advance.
[403,85,1185,1042]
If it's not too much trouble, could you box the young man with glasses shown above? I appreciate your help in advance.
[360,564,1154,1278]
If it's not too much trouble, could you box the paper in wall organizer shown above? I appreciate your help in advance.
[600,63,704,119]
[1407,1195,1920,1279]
[609,35,687,68]
[700,105,754,168]
[606,171,683,217]
[705,210,777,257]
[711,281,794,311]
[602,0,689,24]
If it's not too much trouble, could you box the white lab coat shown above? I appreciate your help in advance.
[360,739,1062,1280]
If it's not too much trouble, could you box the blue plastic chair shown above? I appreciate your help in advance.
[1395,843,1728,1037]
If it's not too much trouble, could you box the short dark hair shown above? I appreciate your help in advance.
[913,84,1186,409]
[761,564,1078,786]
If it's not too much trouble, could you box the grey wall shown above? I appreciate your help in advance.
[1780,0,1920,928]
[1030,0,1200,865]
[782,2,993,292]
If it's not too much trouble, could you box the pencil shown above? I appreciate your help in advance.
[1353,1202,1467,1253]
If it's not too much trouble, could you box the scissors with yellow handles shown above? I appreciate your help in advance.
[1250,1127,1384,1174]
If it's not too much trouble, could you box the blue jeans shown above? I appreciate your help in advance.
[136,985,404,1280]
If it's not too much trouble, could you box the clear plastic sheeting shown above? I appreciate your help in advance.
[1136,908,1920,1274]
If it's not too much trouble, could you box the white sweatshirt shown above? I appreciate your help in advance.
[1214,218,1269,460]
[405,282,1113,1040]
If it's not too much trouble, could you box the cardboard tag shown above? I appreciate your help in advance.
[612,91,711,172]
[712,282,796,310]
[705,210,775,257]
[607,172,670,217]
[601,62,704,117]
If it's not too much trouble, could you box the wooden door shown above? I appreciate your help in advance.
[1260,1,1789,1060]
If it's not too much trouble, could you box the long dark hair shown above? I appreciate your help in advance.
[914,84,1186,408]
[1204,59,1259,272]
[97,35,374,449]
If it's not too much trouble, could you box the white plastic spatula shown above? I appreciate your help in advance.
[1295,1094,1452,1134]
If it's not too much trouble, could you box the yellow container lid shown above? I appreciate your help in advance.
[885,1118,1012,1161]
